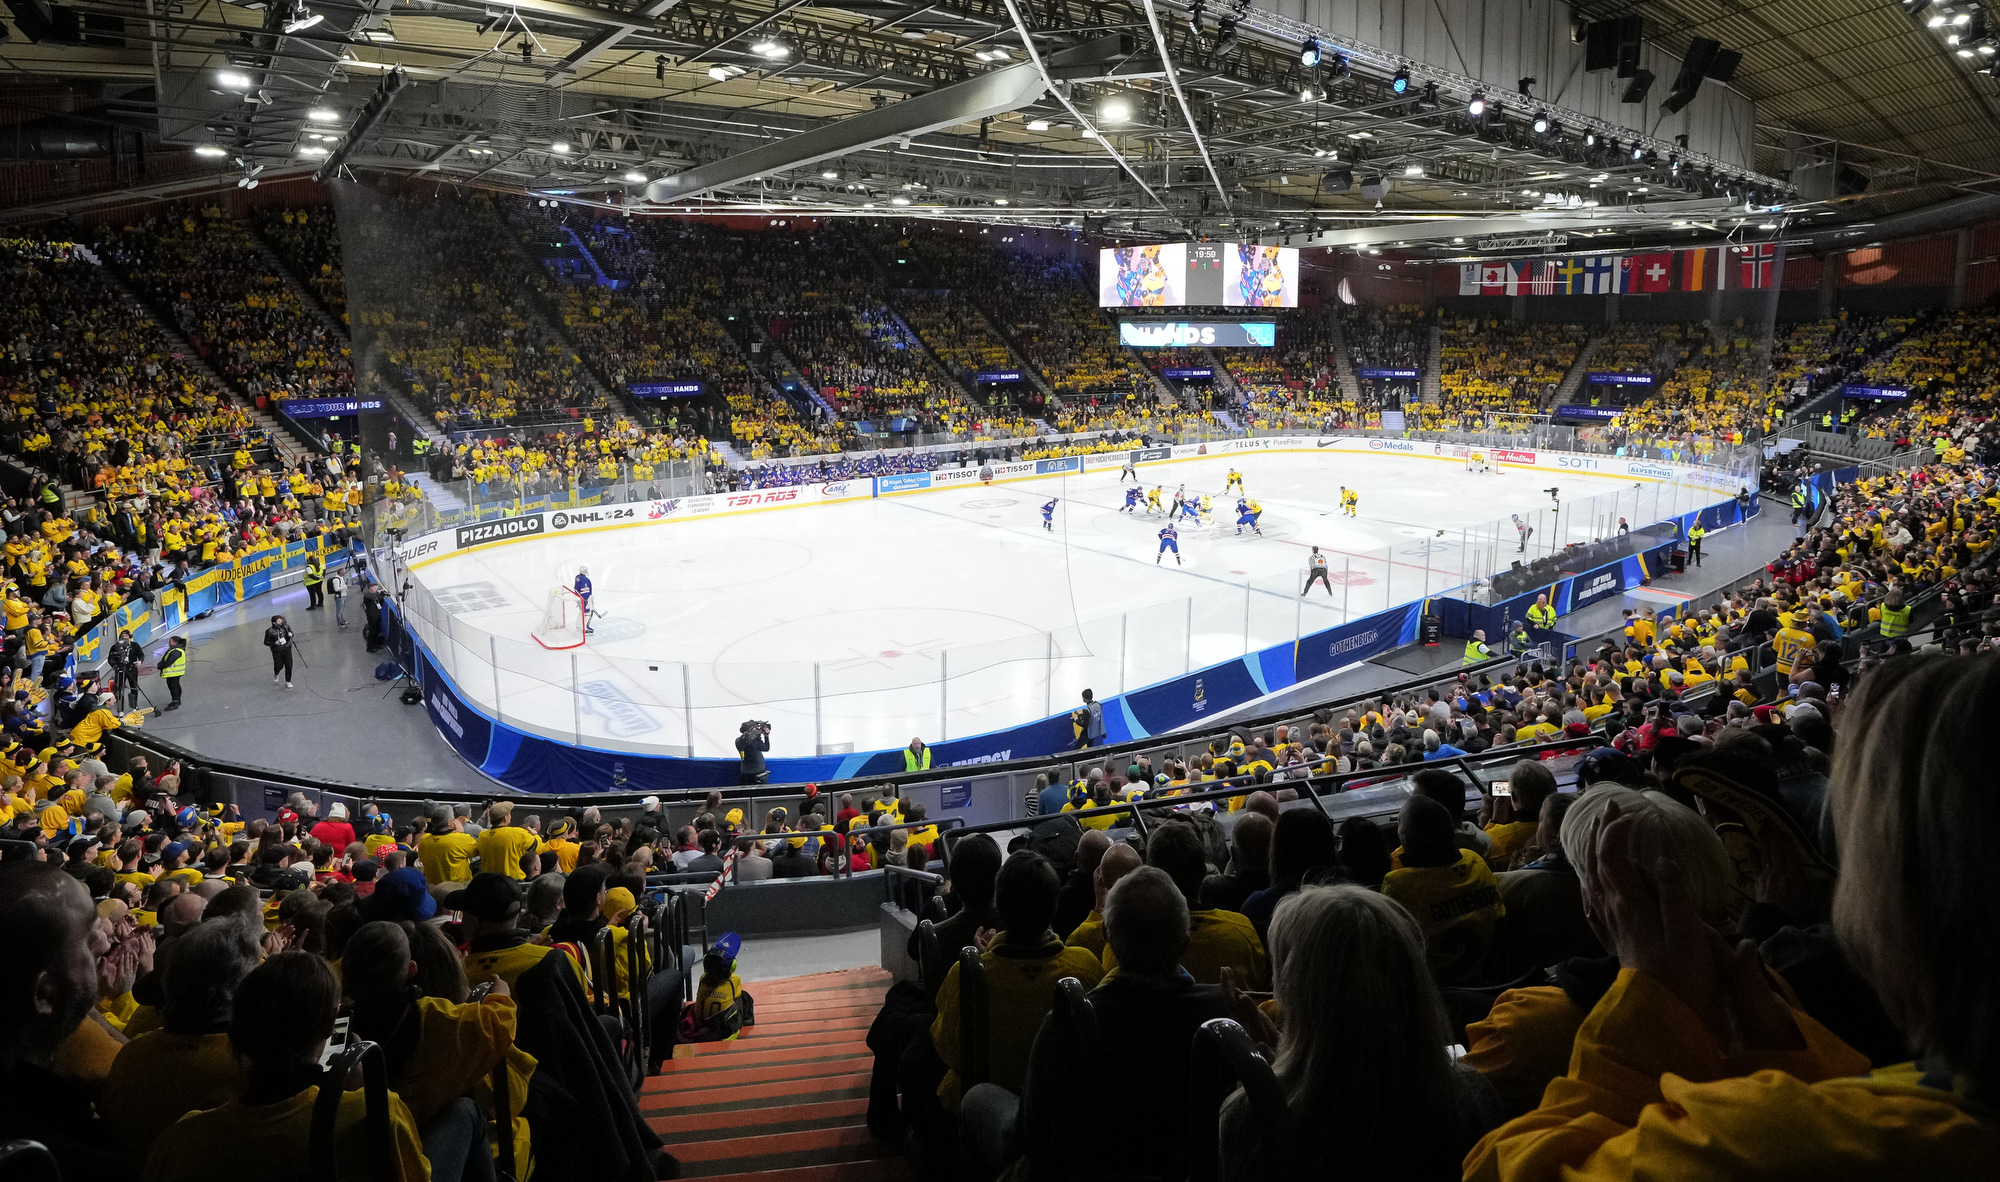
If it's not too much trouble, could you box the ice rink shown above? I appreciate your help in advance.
[406,451,1686,758]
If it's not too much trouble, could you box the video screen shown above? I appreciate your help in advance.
[1223,244,1299,308]
[1098,243,1186,307]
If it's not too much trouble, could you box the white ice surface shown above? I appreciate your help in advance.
[408,452,1690,758]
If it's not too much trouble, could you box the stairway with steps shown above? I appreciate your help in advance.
[1203,349,1244,404]
[406,473,468,514]
[646,968,906,1182]
[959,297,1055,403]
[1327,316,1363,401]
[1421,322,1443,403]
[1552,334,1605,405]
[500,232,643,425]
[95,264,313,466]
[238,220,349,343]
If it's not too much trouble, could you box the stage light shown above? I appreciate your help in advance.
[1100,95,1133,124]
[1421,81,1437,105]
[751,37,791,59]
[623,171,647,183]
[1403,162,1423,176]
[891,196,911,205]
[217,70,251,89]
[1300,37,1321,66]
[307,107,338,123]
[1632,143,1644,159]
[1585,131,1597,146]
[1214,17,1239,58]
[552,142,571,155]
[1467,90,1485,115]
[1532,109,1550,132]
[195,144,226,157]
[1391,68,1410,94]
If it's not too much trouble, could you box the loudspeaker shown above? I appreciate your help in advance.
[1706,47,1742,82]
[1584,20,1620,72]
[1613,16,1644,78]
[1358,174,1389,200]
[1661,37,1718,112]
[4,0,81,43]
[1620,69,1655,104]
[1321,167,1352,193]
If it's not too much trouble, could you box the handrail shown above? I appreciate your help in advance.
[310,1039,396,1182]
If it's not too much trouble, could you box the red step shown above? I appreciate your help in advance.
[649,1058,871,1089]
[693,1158,911,1182]
[650,1097,869,1139]
[678,1027,874,1055]
[673,1123,883,1164]
[657,1038,870,1073]
[641,1070,872,1111]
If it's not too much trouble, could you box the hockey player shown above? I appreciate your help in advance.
[1122,486,1141,514]
[1041,498,1057,531]
[1341,488,1359,517]
[574,565,595,634]
[1197,493,1214,524]
[1157,521,1182,565]
[1224,467,1244,495]
[1235,497,1263,536]
[1144,486,1164,515]
[1179,495,1202,524]
[1302,546,1332,595]
[1513,513,1533,553]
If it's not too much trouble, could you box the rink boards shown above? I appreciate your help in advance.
[383,436,1751,792]
[388,434,1742,571]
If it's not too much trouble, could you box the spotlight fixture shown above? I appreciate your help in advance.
[623,171,647,183]
[306,107,339,123]
[1330,54,1352,79]
[1584,130,1597,146]
[707,65,735,81]
[194,144,227,158]
[1391,68,1410,94]
[283,3,322,33]
[1214,16,1239,58]
[1300,37,1321,66]
[217,70,251,89]
[1299,84,1320,102]
[1632,143,1644,159]
[890,195,911,206]
[751,36,792,59]
[1517,76,1536,96]
[1403,162,1423,176]
[551,141,571,154]
[1026,118,1051,131]
[1100,95,1133,123]
[1421,81,1438,105]
[1532,109,1550,133]
[821,169,840,179]
[1467,90,1485,115]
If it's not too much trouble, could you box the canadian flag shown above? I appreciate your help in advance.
[1739,243,1779,289]
[1478,263,1509,295]
[1624,252,1673,293]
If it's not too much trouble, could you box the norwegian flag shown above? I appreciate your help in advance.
[1738,243,1779,289]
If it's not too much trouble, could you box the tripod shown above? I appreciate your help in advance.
[113,664,156,714]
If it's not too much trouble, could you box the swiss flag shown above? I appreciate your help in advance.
[1738,243,1778,289]
[1628,252,1673,292]
[1479,263,1509,295]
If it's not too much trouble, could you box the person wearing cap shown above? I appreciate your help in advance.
[309,802,356,852]
[539,816,582,874]
[457,873,586,991]
[361,866,439,925]
[476,801,539,880]
[417,810,477,887]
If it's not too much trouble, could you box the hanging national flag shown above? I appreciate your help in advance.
[1459,263,1483,296]
[1581,255,1618,294]
[1530,259,1558,295]
[1478,262,1509,295]
[1554,257,1588,295]
[1507,260,1535,295]
[1739,243,1779,289]
[1622,252,1673,293]
[1681,248,1714,292]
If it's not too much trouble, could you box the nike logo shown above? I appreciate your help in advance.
[1317,440,1338,448]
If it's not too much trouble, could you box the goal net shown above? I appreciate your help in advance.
[532,586,587,650]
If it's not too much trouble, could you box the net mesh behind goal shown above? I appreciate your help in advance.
[533,586,586,650]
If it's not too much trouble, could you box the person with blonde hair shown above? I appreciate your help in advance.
[1219,884,1499,1181]
[1466,656,2000,1178]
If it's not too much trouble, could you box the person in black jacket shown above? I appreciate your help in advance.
[263,614,295,689]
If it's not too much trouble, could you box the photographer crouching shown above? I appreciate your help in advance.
[736,719,771,786]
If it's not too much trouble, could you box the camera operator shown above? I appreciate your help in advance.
[264,614,296,690]
[736,720,771,786]
[108,628,141,712]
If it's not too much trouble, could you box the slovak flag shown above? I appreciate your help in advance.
[1739,243,1779,289]
[1619,252,1674,293]
[1581,255,1618,294]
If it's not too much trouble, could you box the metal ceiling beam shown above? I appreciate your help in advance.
[645,51,1054,200]
[544,0,684,79]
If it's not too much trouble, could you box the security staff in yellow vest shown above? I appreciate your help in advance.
[303,553,326,611]
[1526,593,1556,631]
[1687,522,1707,567]
[902,738,931,773]
[1879,590,1912,640]
[1790,485,1810,526]
[1463,629,1493,666]
[412,436,431,457]
[158,635,187,711]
